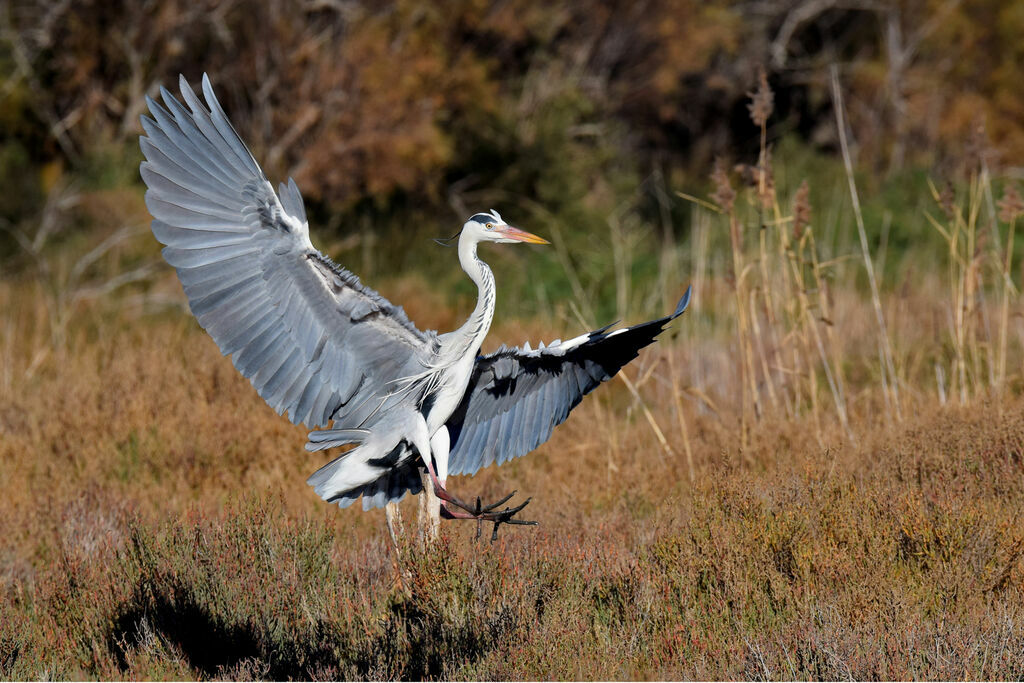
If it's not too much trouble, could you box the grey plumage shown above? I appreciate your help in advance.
[141,74,690,520]
[141,74,437,433]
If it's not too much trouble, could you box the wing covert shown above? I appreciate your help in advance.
[446,288,691,476]
[141,74,435,428]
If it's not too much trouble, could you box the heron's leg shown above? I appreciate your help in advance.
[408,417,440,543]
[418,428,449,541]
[413,431,536,540]
[406,417,459,512]
[408,417,535,539]
[385,501,404,545]
[418,472,440,542]
[384,501,411,594]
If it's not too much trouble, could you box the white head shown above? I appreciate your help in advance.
[461,209,549,245]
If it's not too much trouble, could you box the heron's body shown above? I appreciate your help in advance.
[305,229,500,508]
[139,74,690,531]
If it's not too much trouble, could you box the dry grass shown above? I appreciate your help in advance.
[1,264,1023,679]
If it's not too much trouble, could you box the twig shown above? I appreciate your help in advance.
[617,370,675,463]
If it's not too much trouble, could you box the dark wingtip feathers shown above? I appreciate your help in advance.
[672,285,693,318]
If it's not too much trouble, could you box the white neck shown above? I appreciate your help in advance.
[453,231,495,356]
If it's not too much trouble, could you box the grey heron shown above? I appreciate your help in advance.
[139,74,691,538]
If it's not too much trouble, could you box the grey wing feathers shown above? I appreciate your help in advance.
[141,74,434,428]
[446,287,691,476]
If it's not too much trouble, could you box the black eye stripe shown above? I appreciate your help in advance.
[469,213,494,223]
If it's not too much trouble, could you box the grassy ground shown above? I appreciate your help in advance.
[1,264,1023,679]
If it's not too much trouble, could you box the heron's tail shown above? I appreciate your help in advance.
[305,437,423,511]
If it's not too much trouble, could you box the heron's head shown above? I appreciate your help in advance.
[462,210,549,245]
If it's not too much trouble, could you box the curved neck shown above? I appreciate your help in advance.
[454,231,495,355]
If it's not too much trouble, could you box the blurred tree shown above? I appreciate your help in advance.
[2,0,1021,224]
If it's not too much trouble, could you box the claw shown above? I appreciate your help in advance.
[483,497,538,542]
[436,487,538,539]
[505,518,540,526]
[502,496,531,516]
[479,490,517,512]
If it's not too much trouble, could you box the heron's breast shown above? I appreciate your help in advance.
[423,358,475,432]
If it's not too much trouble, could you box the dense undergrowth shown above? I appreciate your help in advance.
[1,396,1022,679]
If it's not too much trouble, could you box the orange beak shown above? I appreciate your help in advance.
[497,225,550,244]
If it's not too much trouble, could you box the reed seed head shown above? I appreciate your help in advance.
[997,184,1023,223]
[710,157,735,213]
[734,163,757,188]
[939,180,955,219]
[747,67,774,128]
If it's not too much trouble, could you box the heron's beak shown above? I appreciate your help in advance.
[498,225,550,244]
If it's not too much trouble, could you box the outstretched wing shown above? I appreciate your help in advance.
[445,288,691,476]
[140,74,435,428]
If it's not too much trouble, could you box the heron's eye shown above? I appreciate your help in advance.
[485,223,493,229]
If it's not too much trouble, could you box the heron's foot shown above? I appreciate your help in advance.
[437,488,538,541]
